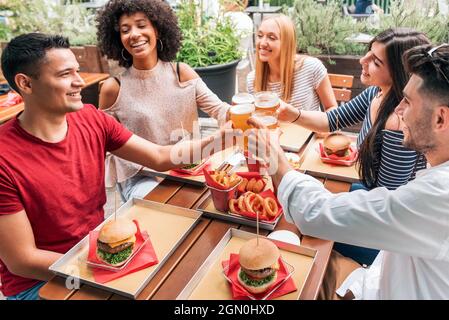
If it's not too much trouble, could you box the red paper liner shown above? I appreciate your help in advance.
[244,151,266,173]
[87,220,159,283]
[0,91,23,108]
[318,143,358,166]
[222,253,297,300]
[229,189,283,223]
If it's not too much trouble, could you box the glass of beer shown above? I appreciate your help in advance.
[232,93,254,105]
[230,103,255,150]
[254,91,280,115]
[252,110,279,129]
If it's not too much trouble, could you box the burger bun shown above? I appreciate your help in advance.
[239,238,280,270]
[98,218,137,244]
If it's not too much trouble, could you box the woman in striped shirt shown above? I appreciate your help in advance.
[247,15,337,112]
[277,28,430,265]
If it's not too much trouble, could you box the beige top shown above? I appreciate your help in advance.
[103,60,229,187]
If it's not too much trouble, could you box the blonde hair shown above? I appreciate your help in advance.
[254,15,298,102]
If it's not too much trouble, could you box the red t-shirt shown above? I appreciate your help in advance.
[0,105,132,296]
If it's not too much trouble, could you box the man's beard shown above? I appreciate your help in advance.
[402,116,435,154]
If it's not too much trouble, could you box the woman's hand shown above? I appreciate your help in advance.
[276,100,300,123]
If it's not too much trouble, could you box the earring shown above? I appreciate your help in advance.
[121,48,129,61]
[157,39,164,52]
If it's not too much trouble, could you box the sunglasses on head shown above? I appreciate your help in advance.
[427,43,449,86]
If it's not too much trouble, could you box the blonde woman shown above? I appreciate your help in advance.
[247,15,337,111]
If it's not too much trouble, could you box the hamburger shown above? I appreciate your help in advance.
[237,238,280,294]
[96,218,137,267]
[323,133,351,157]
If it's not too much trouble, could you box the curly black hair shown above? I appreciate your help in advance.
[96,0,181,68]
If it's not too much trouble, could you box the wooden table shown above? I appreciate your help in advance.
[0,72,109,124]
[39,176,350,300]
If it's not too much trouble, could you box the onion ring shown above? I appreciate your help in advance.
[250,194,264,216]
[238,195,247,212]
[246,178,257,192]
[243,192,256,212]
[263,197,278,218]
[229,199,239,214]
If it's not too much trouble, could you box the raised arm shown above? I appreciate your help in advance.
[178,62,230,124]
[315,75,338,111]
[0,211,62,281]
[276,101,331,132]
[111,124,234,172]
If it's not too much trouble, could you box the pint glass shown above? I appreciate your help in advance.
[254,91,280,115]
[232,93,254,105]
[230,103,255,150]
[252,110,279,129]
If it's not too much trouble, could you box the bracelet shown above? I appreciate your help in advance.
[291,109,302,123]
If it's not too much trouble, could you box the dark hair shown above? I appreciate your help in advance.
[96,0,181,68]
[403,44,449,105]
[1,33,70,94]
[357,28,430,188]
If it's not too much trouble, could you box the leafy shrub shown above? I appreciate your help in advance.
[370,0,449,44]
[175,0,242,67]
[0,0,96,45]
[289,0,367,56]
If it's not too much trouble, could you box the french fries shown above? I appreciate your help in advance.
[210,171,242,189]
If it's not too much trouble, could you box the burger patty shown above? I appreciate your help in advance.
[97,240,134,254]
[324,147,348,157]
[241,266,275,280]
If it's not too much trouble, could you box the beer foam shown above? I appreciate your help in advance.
[230,104,255,114]
[259,116,277,126]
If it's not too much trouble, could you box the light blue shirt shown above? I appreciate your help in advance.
[277,160,449,299]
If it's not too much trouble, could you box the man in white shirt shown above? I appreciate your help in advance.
[248,43,449,299]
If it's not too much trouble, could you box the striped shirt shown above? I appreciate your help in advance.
[326,86,427,190]
[247,56,327,111]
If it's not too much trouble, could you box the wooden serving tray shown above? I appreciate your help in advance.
[279,122,313,152]
[177,228,316,300]
[49,198,202,299]
[299,132,360,183]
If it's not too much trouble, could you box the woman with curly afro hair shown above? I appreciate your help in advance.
[96,0,230,202]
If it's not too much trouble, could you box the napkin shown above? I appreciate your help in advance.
[87,220,158,284]
[170,162,211,177]
[0,91,23,108]
[222,253,297,300]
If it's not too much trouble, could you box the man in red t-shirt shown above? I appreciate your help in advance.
[0,33,231,299]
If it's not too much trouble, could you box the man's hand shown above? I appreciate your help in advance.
[246,117,292,185]
[201,120,242,157]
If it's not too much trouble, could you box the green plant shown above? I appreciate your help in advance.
[0,0,97,45]
[176,0,242,67]
[289,0,367,56]
[370,0,449,44]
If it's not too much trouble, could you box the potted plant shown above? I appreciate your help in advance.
[175,0,243,106]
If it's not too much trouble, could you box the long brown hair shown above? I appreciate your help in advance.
[358,28,430,188]
[254,15,297,102]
